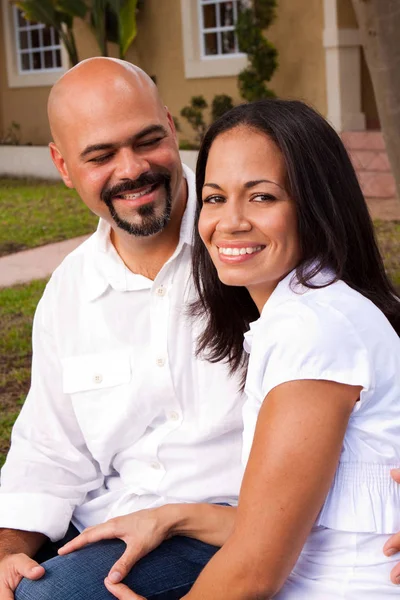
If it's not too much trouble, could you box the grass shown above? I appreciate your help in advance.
[0,221,399,467]
[0,178,98,256]
[0,280,47,466]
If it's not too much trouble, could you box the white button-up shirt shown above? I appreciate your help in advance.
[0,166,244,541]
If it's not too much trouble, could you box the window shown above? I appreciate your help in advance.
[199,0,242,58]
[1,0,68,88]
[180,0,247,79]
[14,7,63,74]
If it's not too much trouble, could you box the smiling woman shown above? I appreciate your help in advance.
[185,99,400,599]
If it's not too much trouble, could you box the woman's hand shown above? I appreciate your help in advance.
[383,468,400,584]
[58,507,174,584]
[104,577,147,599]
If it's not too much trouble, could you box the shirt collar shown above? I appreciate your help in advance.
[243,265,335,352]
[83,163,196,302]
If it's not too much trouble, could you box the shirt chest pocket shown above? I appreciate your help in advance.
[61,351,133,457]
[62,350,132,395]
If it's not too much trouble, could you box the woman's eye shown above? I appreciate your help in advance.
[202,195,224,204]
[251,193,277,202]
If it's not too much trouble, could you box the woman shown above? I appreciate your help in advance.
[60,100,400,599]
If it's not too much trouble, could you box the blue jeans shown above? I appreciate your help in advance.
[15,535,219,600]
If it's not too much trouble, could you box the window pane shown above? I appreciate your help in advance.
[220,2,234,26]
[20,52,30,71]
[31,29,40,49]
[204,32,218,55]
[19,31,29,50]
[55,49,62,68]
[203,4,217,28]
[44,50,54,69]
[32,51,41,70]
[222,30,236,54]
[42,28,52,47]
[53,29,60,44]
[17,9,27,27]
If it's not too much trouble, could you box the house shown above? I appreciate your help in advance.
[0,0,396,203]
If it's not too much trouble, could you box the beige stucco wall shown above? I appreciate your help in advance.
[0,5,52,145]
[1,0,327,145]
[127,0,327,144]
[268,0,327,116]
[0,5,5,137]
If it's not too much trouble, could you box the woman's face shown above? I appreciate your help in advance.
[199,125,302,310]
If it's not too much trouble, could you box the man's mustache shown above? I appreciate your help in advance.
[101,172,171,205]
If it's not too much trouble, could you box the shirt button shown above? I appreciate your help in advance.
[155,286,166,297]
[169,411,180,421]
[93,374,103,384]
[156,357,166,367]
[150,461,161,470]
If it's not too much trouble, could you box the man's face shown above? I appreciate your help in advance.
[55,85,183,238]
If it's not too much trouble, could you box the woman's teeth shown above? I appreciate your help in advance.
[218,246,263,256]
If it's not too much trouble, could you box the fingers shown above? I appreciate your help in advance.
[104,577,147,599]
[390,468,400,484]
[10,554,45,581]
[383,532,400,558]
[58,523,115,555]
[0,554,45,600]
[389,561,400,585]
[383,527,400,585]
[108,545,144,584]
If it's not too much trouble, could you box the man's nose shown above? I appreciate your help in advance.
[114,148,150,181]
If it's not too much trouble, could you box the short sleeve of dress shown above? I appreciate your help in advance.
[250,299,372,401]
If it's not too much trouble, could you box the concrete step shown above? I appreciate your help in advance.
[341,131,396,200]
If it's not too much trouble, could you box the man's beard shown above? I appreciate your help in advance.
[101,171,172,237]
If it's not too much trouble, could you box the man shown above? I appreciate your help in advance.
[0,58,243,600]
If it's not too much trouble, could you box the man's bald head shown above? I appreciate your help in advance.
[48,58,162,149]
[47,57,185,244]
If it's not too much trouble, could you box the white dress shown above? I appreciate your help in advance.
[242,269,400,597]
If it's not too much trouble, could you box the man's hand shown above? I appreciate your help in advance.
[0,553,45,600]
[383,468,400,584]
[104,577,147,599]
[58,507,173,585]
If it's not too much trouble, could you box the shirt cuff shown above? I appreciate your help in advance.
[0,493,74,542]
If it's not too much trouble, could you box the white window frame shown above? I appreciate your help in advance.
[180,0,247,79]
[1,0,68,88]
[199,0,242,59]
[13,6,64,75]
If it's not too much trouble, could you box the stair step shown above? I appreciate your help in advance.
[341,131,396,199]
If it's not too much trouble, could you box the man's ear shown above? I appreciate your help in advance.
[49,142,74,188]
[165,108,178,140]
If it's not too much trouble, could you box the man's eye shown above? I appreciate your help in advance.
[138,137,163,147]
[89,154,113,164]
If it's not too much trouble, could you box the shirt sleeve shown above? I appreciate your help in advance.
[0,283,104,541]
[253,300,372,401]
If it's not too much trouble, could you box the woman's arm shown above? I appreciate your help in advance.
[58,502,236,584]
[182,378,360,600]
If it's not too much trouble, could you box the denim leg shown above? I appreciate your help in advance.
[15,536,219,600]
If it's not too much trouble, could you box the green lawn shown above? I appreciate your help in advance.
[0,221,399,466]
[0,178,98,256]
[0,280,47,466]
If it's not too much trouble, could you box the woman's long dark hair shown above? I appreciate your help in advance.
[191,99,400,376]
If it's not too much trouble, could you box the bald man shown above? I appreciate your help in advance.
[0,59,243,600]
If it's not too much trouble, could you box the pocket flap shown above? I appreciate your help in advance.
[62,350,131,394]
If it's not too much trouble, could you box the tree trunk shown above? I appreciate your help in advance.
[351,0,400,201]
